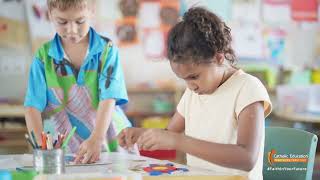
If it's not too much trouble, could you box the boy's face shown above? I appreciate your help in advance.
[49,4,93,44]
[170,56,225,95]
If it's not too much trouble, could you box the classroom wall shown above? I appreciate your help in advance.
[0,0,319,101]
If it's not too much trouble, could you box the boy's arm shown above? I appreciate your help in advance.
[91,99,115,141]
[173,101,264,171]
[24,58,47,144]
[25,107,43,144]
[75,99,115,164]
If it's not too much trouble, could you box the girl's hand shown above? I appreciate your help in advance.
[117,127,146,149]
[137,129,180,151]
[74,135,103,164]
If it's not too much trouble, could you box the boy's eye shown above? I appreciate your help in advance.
[76,19,86,24]
[57,21,67,25]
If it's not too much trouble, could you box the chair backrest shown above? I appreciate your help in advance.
[264,127,318,180]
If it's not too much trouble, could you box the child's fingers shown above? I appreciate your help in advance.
[117,130,127,148]
[139,138,154,151]
[136,133,148,150]
[81,152,92,164]
[74,147,86,163]
[89,152,99,164]
[125,129,136,147]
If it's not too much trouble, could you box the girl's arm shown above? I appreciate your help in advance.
[138,101,264,171]
[167,111,185,133]
[175,101,264,171]
[25,107,43,144]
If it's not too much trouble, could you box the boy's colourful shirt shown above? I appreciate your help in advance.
[24,28,131,153]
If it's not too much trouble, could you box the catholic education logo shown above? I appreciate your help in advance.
[268,149,308,166]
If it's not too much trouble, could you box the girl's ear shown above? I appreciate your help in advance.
[215,53,225,65]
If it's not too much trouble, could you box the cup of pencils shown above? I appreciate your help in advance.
[25,127,77,174]
[33,148,65,174]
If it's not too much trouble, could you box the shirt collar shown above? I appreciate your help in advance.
[48,27,106,62]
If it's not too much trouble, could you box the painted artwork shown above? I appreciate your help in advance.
[0,0,28,48]
[25,0,54,52]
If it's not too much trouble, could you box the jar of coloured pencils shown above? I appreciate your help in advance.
[33,148,65,174]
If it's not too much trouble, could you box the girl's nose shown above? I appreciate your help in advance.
[187,82,198,91]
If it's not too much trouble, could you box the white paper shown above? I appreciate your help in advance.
[139,2,161,28]
[262,1,291,23]
[0,0,25,21]
[144,30,165,58]
[25,0,54,39]
[232,22,264,59]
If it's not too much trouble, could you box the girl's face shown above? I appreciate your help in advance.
[49,4,94,44]
[170,55,225,95]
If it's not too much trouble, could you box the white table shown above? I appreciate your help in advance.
[0,152,246,180]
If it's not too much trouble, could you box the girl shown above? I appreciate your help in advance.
[118,7,271,179]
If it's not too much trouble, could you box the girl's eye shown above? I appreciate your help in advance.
[190,75,198,80]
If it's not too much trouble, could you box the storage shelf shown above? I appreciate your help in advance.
[126,111,174,118]
[0,139,27,147]
[0,104,24,118]
[0,128,27,133]
[128,87,184,93]
[273,111,320,123]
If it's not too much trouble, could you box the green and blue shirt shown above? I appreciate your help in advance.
[24,28,131,153]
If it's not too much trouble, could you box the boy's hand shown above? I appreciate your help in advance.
[137,129,180,151]
[74,135,103,164]
[117,127,146,149]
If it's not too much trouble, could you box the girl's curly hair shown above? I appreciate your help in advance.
[167,7,236,64]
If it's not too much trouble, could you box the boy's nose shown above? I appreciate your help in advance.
[67,22,78,33]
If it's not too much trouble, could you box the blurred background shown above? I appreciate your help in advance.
[0,0,319,177]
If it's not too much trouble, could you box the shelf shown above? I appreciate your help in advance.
[273,111,320,123]
[126,111,174,118]
[0,139,27,147]
[128,87,184,93]
[0,104,25,118]
[0,127,27,133]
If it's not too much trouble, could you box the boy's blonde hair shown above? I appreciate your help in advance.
[47,0,93,10]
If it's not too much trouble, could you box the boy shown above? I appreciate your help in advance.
[24,0,132,164]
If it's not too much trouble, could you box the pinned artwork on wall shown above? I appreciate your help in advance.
[119,0,140,17]
[140,0,180,59]
[116,0,139,46]
[232,0,260,22]
[142,28,166,59]
[0,0,28,48]
[291,0,318,22]
[232,22,264,60]
[116,17,139,46]
[262,27,287,65]
[159,0,180,27]
[262,0,291,23]
[25,0,54,52]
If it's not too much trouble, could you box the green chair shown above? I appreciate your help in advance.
[264,127,318,180]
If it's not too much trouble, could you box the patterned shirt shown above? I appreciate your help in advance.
[24,28,131,153]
